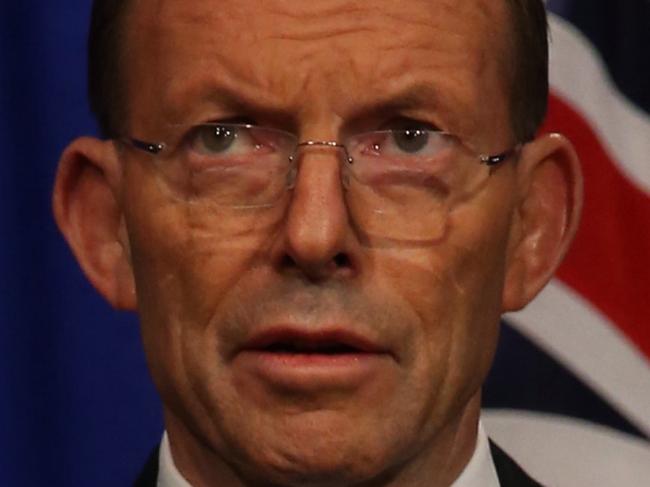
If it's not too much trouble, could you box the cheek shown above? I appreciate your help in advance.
[125,168,284,326]
[123,170,283,386]
[369,201,510,405]
[128,211,254,325]
[430,203,512,394]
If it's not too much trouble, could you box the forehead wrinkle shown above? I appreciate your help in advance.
[128,2,310,125]
[378,0,508,83]
[258,0,391,41]
[127,0,510,144]
[138,0,247,30]
[162,74,302,125]
[349,59,483,137]
[264,24,380,43]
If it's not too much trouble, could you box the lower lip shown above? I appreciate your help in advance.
[234,350,392,391]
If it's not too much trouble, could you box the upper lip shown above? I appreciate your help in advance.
[240,327,391,355]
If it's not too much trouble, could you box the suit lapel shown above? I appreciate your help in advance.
[489,441,544,487]
[133,446,159,487]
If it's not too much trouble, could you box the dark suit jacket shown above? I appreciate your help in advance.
[134,441,543,487]
[489,441,544,487]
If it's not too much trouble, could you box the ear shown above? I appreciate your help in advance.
[502,133,584,311]
[52,137,137,310]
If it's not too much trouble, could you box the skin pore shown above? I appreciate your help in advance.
[52,0,582,486]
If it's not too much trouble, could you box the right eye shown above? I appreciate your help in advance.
[179,123,295,171]
[391,129,430,154]
[190,124,242,155]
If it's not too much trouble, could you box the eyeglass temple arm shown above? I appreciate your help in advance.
[479,144,522,166]
[123,137,166,155]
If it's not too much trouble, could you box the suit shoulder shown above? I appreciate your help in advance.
[133,446,160,487]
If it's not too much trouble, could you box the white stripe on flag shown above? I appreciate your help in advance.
[505,279,650,437]
[482,409,650,487]
[548,13,650,195]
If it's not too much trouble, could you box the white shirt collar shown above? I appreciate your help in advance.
[158,433,192,487]
[450,422,501,487]
[158,423,500,487]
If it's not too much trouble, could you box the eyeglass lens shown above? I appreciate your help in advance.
[148,123,493,245]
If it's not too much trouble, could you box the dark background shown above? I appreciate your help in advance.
[1,2,161,485]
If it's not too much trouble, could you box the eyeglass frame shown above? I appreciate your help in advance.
[123,124,522,168]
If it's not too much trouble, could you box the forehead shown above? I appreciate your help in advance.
[123,0,511,140]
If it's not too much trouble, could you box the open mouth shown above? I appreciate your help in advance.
[236,328,393,388]
[242,328,387,357]
[260,341,365,355]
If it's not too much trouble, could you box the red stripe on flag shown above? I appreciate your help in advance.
[543,93,650,361]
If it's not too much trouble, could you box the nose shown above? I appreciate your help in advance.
[274,143,355,281]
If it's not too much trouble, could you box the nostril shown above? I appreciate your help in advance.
[334,253,350,267]
[281,254,296,268]
[281,253,349,269]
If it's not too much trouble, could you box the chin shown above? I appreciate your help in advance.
[241,452,393,487]
[228,421,403,487]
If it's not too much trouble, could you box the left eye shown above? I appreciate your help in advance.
[195,125,239,154]
[391,129,430,153]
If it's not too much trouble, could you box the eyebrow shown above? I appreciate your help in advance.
[168,78,453,131]
[164,78,295,126]
[343,82,462,133]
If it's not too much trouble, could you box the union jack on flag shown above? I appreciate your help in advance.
[482,1,650,485]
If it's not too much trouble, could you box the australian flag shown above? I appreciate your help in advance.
[483,1,650,485]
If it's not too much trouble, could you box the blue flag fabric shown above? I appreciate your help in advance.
[0,3,161,486]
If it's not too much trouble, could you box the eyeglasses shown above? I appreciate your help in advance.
[123,123,520,244]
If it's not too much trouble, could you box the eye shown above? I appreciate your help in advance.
[392,129,430,153]
[194,124,240,154]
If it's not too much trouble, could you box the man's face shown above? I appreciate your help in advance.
[122,0,516,483]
